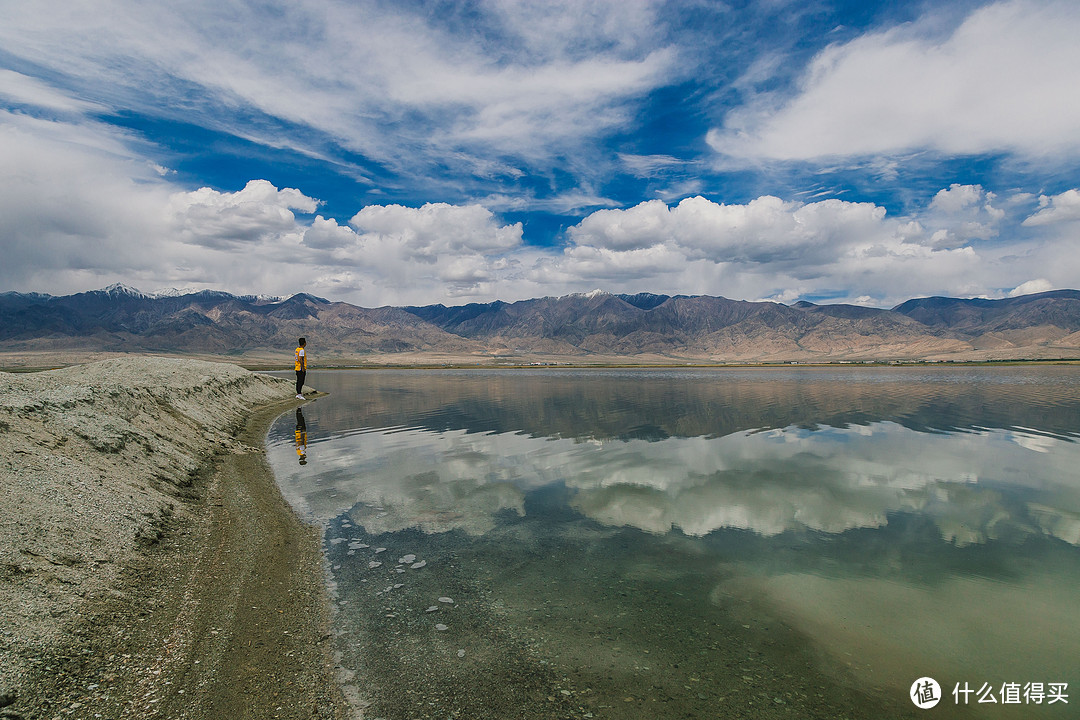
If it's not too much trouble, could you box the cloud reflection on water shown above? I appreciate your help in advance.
[266,369,1080,713]
[270,419,1080,547]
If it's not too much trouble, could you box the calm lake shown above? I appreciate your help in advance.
[266,367,1080,719]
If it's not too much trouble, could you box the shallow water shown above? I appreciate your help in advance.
[267,368,1080,719]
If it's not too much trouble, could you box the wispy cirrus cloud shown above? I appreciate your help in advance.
[708,0,1080,163]
[0,69,104,114]
[0,0,678,184]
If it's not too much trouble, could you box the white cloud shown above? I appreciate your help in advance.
[619,153,693,177]
[1008,279,1053,296]
[302,216,359,250]
[167,180,318,249]
[0,69,102,114]
[0,76,1073,308]
[547,191,1074,306]
[0,0,678,179]
[273,416,1080,545]
[1022,189,1080,226]
[478,190,621,214]
[923,184,1005,248]
[0,112,173,293]
[323,203,529,300]
[555,244,690,281]
[0,105,534,303]
[709,0,1080,162]
[350,203,523,258]
[5,2,1076,308]
[569,195,887,266]
[930,184,988,215]
[655,179,705,202]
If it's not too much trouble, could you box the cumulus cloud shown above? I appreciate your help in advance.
[1,102,1073,308]
[924,184,1005,248]
[350,203,522,258]
[167,180,318,249]
[5,2,1076,308]
[302,215,359,250]
[546,192,1067,305]
[1008,279,1054,296]
[569,195,887,266]
[930,184,995,215]
[709,0,1080,162]
[312,203,528,299]
[0,60,1072,309]
[0,108,532,303]
[1022,189,1080,226]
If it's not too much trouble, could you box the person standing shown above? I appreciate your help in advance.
[294,337,307,399]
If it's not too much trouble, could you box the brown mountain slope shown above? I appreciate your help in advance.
[1,286,1078,365]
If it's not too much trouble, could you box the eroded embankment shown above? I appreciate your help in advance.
[0,357,348,719]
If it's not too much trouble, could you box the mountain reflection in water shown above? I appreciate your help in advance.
[267,367,1080,719]
[284,366,1080,441]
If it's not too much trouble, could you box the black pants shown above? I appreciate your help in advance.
[295,370,306,395]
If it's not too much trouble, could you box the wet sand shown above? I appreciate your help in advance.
[0,358,350,719]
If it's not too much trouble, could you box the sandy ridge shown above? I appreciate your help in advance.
[0,357,349,719]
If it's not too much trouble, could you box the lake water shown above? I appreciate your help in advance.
[266,367,1080,719]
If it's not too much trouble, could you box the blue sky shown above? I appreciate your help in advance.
[1,0,1079,307]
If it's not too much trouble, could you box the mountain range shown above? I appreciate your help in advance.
[2,284,1079,365]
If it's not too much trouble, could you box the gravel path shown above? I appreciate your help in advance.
[0,357,349,719]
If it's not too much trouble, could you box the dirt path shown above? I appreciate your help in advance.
[7,399,351,720]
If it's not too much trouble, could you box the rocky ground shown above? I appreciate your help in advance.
[0,357,350,719]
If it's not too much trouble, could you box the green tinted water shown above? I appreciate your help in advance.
[267,368,1080,719]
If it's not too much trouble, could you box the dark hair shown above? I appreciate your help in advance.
[298,337,306,346]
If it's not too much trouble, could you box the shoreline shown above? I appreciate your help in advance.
[1,347,1078,374]
[242,358,1080,371]
[5,358,1078,375]
[0,358,350,719]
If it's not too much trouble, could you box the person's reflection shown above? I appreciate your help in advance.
[295,407,308,465]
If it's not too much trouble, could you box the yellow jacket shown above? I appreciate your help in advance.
[294,346,306,371]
